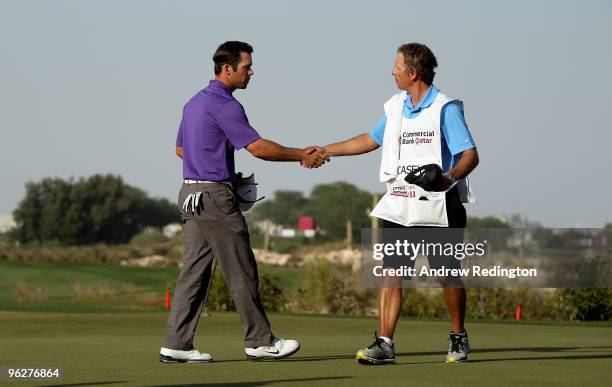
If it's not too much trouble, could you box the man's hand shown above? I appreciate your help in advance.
[435,175,453,192]
[246,138,327,166]
[300,146,329,168]
[404,148,480,192]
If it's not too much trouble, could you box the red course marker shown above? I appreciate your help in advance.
[516,304,522,321]
[165,288,172,310]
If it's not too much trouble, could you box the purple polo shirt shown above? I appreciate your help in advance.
[176,80,261,181]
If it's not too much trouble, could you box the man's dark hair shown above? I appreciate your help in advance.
[213,41,253,75]
[397,43,438,85]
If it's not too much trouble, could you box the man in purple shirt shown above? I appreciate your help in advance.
[160,41,326,363]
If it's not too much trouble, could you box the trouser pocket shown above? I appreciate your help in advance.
[211,188,238,215]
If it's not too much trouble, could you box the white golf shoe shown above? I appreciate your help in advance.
[159,347,213,363]
[245,337,300,361]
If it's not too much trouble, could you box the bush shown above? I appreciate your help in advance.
[401,288,563,321]
[401,289,447,318]
[0,242,179,265]
[129,228,168,246]
[557,289,612,321]
[206,268,235,312]
[205,265,287,313]
[268,236,308,254]
[466,288,560,320]
[0,231,13,244]
[296,259,375,315]
[258,272,287,312]
[71,281,115,299]
[10,283,48,304]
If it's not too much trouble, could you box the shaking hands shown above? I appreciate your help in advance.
[300,146,330,169]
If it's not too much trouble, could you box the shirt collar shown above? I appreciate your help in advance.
[405,84,438,112]
[207,80,232,95]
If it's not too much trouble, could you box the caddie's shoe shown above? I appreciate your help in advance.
[159,347,213,363]
[446,331,470,363]
[356,332,396,365]
[245,337,300,361]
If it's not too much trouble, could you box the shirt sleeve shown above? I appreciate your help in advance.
[369,114,387,146]
[441,102,476,155]
[175,106,186,147]
[217,100,262,149]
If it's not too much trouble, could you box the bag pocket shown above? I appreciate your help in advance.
[406,199,449,226]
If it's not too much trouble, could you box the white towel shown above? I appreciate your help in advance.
[379,91,408,182]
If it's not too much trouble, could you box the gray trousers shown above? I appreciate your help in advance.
[162,183,273,349]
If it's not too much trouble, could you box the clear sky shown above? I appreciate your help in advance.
[1,0,611,227]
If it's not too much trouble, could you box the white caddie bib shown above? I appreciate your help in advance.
[371,91,476,227]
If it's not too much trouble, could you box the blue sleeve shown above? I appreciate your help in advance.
[369,114,387,146]
[441,102,476,155]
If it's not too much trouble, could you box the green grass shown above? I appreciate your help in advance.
[0,260,303,313]
[2,260,611,386]
[0,260,180,312]
[0,312,611,386]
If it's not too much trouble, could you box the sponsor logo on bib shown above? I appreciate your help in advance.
[401,130,435,145]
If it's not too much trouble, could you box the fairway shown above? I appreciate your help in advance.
[1,312,611,386]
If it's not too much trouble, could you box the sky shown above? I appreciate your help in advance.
[1,0,611,227]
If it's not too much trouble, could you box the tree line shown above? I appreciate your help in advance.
[249,182,379,241]
[13,175,608,247]
[12,175,179,245]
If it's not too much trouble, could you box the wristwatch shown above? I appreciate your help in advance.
[443,172,457,185]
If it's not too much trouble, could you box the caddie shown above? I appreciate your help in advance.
[159,41,327,363]
[323,42,479,364]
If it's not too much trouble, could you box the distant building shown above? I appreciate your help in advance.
[298,216,316,231]
[251,217,319,238]
[281,229,296,238]
[297,216,318,238]
[251,220,284,236]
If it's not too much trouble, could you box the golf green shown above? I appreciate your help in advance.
[1,312,611,386]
